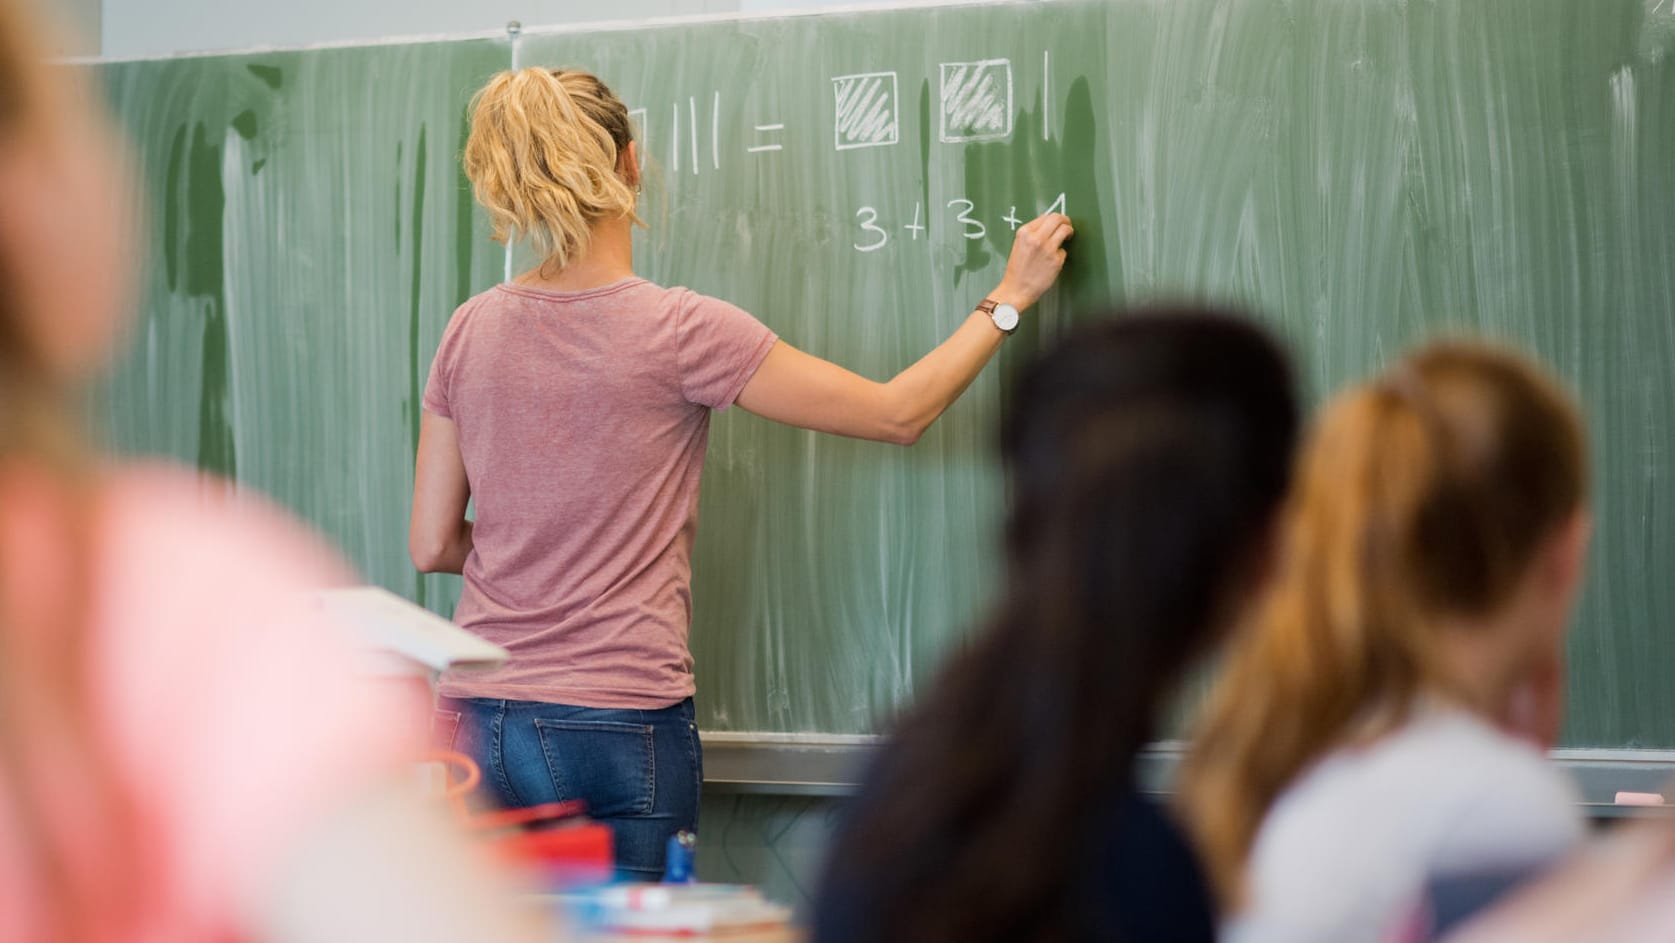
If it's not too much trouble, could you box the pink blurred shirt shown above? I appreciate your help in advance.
[423,279,777,709]
[0,467,421,942]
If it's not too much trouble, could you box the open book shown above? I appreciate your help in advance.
[309,585,508,676]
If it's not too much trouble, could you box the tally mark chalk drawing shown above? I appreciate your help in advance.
[668,94,722,174]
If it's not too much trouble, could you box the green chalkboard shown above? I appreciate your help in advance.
[100,38,506,615]
[101,0,1675,747]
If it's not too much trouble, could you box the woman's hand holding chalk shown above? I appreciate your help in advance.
[992,212,1073,311]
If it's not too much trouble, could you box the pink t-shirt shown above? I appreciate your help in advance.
[0,467,421,942]
[423,279,777,709]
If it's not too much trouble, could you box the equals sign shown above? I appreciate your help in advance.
[748,123,785,153]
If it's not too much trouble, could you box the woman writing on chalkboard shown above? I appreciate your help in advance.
[409,67,1073,878]
[1180,343,1590,943]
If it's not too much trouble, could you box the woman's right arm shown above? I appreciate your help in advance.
[410,411,474,574]
[735,212,1072,445]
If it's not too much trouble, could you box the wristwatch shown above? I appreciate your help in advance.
[977,298,1020,334]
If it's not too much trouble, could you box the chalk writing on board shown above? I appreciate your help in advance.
[947,198,986,240]
[939,59,1013,143]
[711,92,720,170]
[670,95,722,174]
[688,97,699,173]
[638,47,1056,173]
[1042,51,1050,141]
[635,49,1064,259]
[748,122,785,153]
[854,206,888,252]
[851,193,1067,253]
[833,71,900,150]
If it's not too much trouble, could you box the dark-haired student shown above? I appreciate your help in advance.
[811,309,1301,942]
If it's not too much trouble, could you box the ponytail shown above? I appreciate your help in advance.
[463,68,641,270]
[1179,342,1587,907]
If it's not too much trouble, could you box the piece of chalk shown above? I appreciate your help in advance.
[1614,791,1666,806]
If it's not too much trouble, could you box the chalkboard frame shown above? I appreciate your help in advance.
[701,735,1675,816]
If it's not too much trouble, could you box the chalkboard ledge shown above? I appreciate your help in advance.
[701,734,1675,816]
[701,732,874,797]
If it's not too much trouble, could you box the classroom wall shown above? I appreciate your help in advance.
[699,795,838,915]
[47,0,101,56]
[98,0,968,58]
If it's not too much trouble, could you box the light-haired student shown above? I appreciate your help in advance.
[0,1,550,940]
[410,67,1072,878]
[812,309,1299,942]
[1180,342,1592,943]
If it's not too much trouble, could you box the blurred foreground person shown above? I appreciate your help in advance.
[0,2,548,940]
[1183,342,1591,943]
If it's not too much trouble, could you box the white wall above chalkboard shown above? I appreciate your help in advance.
[96,0,976,59]
[45,0,100,57]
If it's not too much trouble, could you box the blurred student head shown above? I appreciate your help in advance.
[1182,340,1589,905]
[0,7,551,942]
[0,0,135,390]
[0,1,148,936]
[815,308,1299,941]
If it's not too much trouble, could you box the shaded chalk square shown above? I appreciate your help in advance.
[832,71,900,150]
[939,58,1013,143]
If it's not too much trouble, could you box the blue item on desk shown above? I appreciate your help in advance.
[663,830,697,883]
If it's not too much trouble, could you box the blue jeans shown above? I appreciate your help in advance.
[433,696,702,881]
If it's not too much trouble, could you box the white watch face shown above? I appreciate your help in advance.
[992,303,1020,332]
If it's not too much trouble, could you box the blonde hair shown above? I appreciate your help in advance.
[463,67,641,270]
[1178,341,1587,907]
[0,1,150,937]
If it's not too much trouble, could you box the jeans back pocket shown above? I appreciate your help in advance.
[533,718,656,818]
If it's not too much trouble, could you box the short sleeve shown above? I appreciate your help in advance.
[422,318,460,419]
[675,290,778,410]
[1435,741,1585,874]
